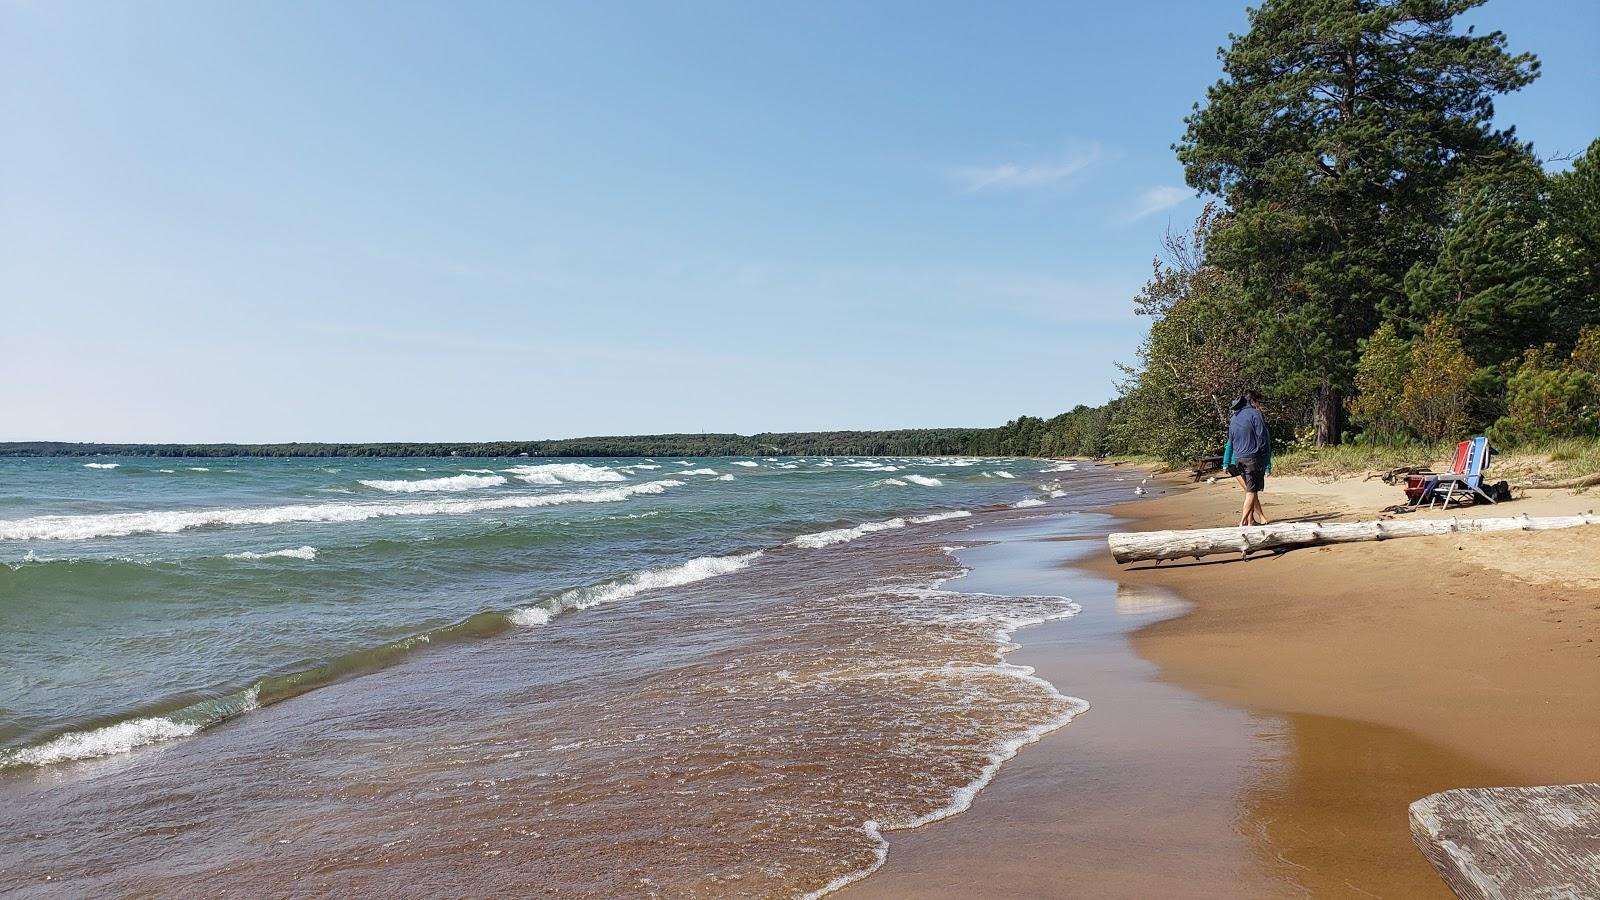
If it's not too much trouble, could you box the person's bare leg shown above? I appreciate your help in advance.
[1240,491,1257,527]
[1250,492,1269,525]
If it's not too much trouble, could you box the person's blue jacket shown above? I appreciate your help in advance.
[1221,438,1272,472]
[1225,401,1272,467]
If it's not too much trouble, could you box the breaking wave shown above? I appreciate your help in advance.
[511,551,764,624]
[902,475,943,487]
[503,463,626,484]
[225,546,318,561]
[359,474,508,493]
[82,463,120,469]
[789,510,971,549]
[0,480,685,541]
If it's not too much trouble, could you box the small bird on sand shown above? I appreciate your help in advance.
[1134,485,1147,496]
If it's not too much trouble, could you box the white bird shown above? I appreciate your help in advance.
[1205,476,1217,484]
[1134,485,1147,495]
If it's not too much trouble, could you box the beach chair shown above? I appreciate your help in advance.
[1428,436,1496,508]
[1405,441,1469,507]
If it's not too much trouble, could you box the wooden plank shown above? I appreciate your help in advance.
[1409,783,1600,899]
[1106,514,1600,564]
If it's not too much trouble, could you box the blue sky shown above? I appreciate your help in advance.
[3,1,1596,442]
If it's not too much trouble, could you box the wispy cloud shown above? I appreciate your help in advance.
[1120,186,1190,223]
[947,144,1103,193]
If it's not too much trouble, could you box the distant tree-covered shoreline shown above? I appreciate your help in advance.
[0,429,1006,459]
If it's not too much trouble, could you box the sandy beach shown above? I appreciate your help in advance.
[848,469,1600,897]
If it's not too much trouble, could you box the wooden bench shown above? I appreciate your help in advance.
[1410,783,1600,899]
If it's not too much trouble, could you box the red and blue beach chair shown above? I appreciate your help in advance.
[1425,436,1496,508]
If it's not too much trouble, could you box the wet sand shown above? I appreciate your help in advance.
[850,473,1600,897]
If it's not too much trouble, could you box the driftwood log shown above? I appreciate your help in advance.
[1107,514,1600,564]
[1409,784,1600,899]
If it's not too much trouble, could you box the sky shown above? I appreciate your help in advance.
[3,1,1596,443]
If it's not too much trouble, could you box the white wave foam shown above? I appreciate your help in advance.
[508,607,551,626]
[788,510,969,550]
[716,474,735,481]
[82,462,120,469]
[989,471,1016,479]
[1041,462,1078,472]
[790,518,909,549]
[732,461,759,467]
[1049,489,1067,499]
[677,468,719,476]
[359,474,508,493]
[158,468,176,473]
[511,551,763,624]
[190,467,210,472]
[0,480,684,541]
[873,478,908,487]
[801,823,890,900]
[1012,498,1046,508]
[503,463,625,483]
[908,511,972,525]
[625,464,661,470]
[226,546,317,561]
[4,717,201,768]
[903,475,943,487]
[775,463,799,469]
[2,688,263,769]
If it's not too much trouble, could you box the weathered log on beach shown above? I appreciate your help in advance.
[1409,784,1600,900]
[1107,514,1600,564]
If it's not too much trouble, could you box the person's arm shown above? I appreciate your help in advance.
[1264,441,1273,474]
[1222,439,1233,469]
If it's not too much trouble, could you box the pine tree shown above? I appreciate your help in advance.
[1177,0,1538,444]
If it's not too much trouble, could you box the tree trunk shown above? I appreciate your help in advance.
[1106,514,1600,564]
[1313,385,1343,446]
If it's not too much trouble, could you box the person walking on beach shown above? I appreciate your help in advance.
[1223,391,1271,527]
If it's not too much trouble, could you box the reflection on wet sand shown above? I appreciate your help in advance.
[1240,711,1513,898]
[848,518,1298,898]
[1114,582,1189,617]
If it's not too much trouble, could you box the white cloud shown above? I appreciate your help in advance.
[947,144,1103,193]
[1121,186,1190,223]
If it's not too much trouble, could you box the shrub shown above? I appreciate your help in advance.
[1399,316,1477,441]
[1348,322,1413,443]
[1489,344,1597,445]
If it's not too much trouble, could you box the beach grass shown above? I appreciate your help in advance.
[1272,437,1600,486]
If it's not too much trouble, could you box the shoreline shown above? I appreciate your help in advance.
[849,470,1600,896]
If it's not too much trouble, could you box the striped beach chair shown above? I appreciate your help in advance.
[1428,436,1496,508]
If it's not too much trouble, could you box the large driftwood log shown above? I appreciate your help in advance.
[1409,784,1600,900]
[1107,514,1600,564]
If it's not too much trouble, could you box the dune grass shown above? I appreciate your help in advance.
[1272,437,1600,485]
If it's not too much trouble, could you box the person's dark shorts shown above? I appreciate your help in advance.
[1231,454,1267,492]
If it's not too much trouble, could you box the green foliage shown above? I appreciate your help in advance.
[1548,138,1600,309]
[1112,205,1254,462]
[1347,322,1413,442]
[1490,342,1598,445]
[1176,0,1538,443]
[1404,149,1570,366]
[970,404,1120,458]
[1399,316,1477,441]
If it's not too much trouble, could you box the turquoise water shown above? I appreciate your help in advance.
[0,455,1067,765]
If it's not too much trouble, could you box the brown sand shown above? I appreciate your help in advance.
[847,472,1600,898]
